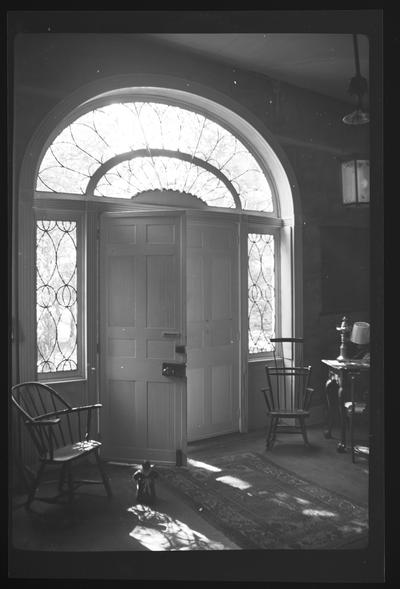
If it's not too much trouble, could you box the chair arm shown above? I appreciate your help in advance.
[69,403,103,413]
[68,404,103,442]
[30,417,61,426]
[306,387,314,394]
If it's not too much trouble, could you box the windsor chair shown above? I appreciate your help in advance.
[11,381,112,508]
[261,338,314,449]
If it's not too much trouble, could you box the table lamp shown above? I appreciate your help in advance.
[350,321,370,359]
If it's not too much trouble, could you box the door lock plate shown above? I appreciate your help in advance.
[162,362,186,378]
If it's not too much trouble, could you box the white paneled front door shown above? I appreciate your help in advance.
[99,211,187,464]
[186,217,240,441]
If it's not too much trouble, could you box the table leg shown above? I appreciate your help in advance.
[323,377,337,439]
[337,379,347,453]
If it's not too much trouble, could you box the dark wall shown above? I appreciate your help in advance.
[13,34,369,170]
[12,33,370,419]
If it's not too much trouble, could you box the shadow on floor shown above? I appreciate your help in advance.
[11,462,239,553]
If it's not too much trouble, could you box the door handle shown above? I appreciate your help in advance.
[162,331,181,338]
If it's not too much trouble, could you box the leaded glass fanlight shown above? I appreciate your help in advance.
[36,101,274,212]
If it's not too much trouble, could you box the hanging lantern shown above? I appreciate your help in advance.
[342,34,369,125]
[341,156,370,205]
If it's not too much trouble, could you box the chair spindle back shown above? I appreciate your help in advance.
[264,365,312,412]
[11,382,91,460]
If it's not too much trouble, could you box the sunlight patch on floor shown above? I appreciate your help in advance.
[127,505,229,551]
[337,521,368,534]
[346,518,369,533]
[215,475,252,490]
[271,497,291,508]
[302,508,337,518]
[294,496,311,505]
[187,458,222,473]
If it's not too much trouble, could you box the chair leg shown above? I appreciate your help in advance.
[300,417,310,447]
[94,449,112,499]
[350,414,355,463]
[66,464,74,505]
[266,417,277,450]
[271,417,278,446]
[266,417,273,449]
[26,462,46,509]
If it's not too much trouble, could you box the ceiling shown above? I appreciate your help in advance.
[146,33,370,105]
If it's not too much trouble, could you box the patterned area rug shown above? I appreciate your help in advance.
[159,451,368,550]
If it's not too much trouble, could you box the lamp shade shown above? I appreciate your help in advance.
[350,322,370,345]
[341,157,370,205]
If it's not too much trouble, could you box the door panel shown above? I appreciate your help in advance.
[108,256,136,326]
[100,212,186,464]
[211,364,233,424]
[146,255,177,327]
[187,219,239,441]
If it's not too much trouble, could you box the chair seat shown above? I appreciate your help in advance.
[269,409,310,418]
[44,440,101,462]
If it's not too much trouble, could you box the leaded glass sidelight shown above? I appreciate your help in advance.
[248,233,275,354]
[36,220,78,373]
[36,101,273,212]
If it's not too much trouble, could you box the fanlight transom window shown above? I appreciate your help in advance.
[37,101,274,212]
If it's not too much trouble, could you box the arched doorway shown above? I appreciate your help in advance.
[16,78,302,465]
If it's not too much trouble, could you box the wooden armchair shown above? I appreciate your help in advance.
[261,338,314,449]
[11,381,112,508]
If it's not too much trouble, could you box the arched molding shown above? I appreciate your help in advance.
[19,73,301,224]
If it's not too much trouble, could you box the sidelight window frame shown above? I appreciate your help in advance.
[34,207,86,382]
[247,222,281,360]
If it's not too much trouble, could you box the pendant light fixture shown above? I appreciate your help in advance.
[342,34,369,125]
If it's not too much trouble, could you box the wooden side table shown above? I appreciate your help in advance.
[321,359,370,452]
